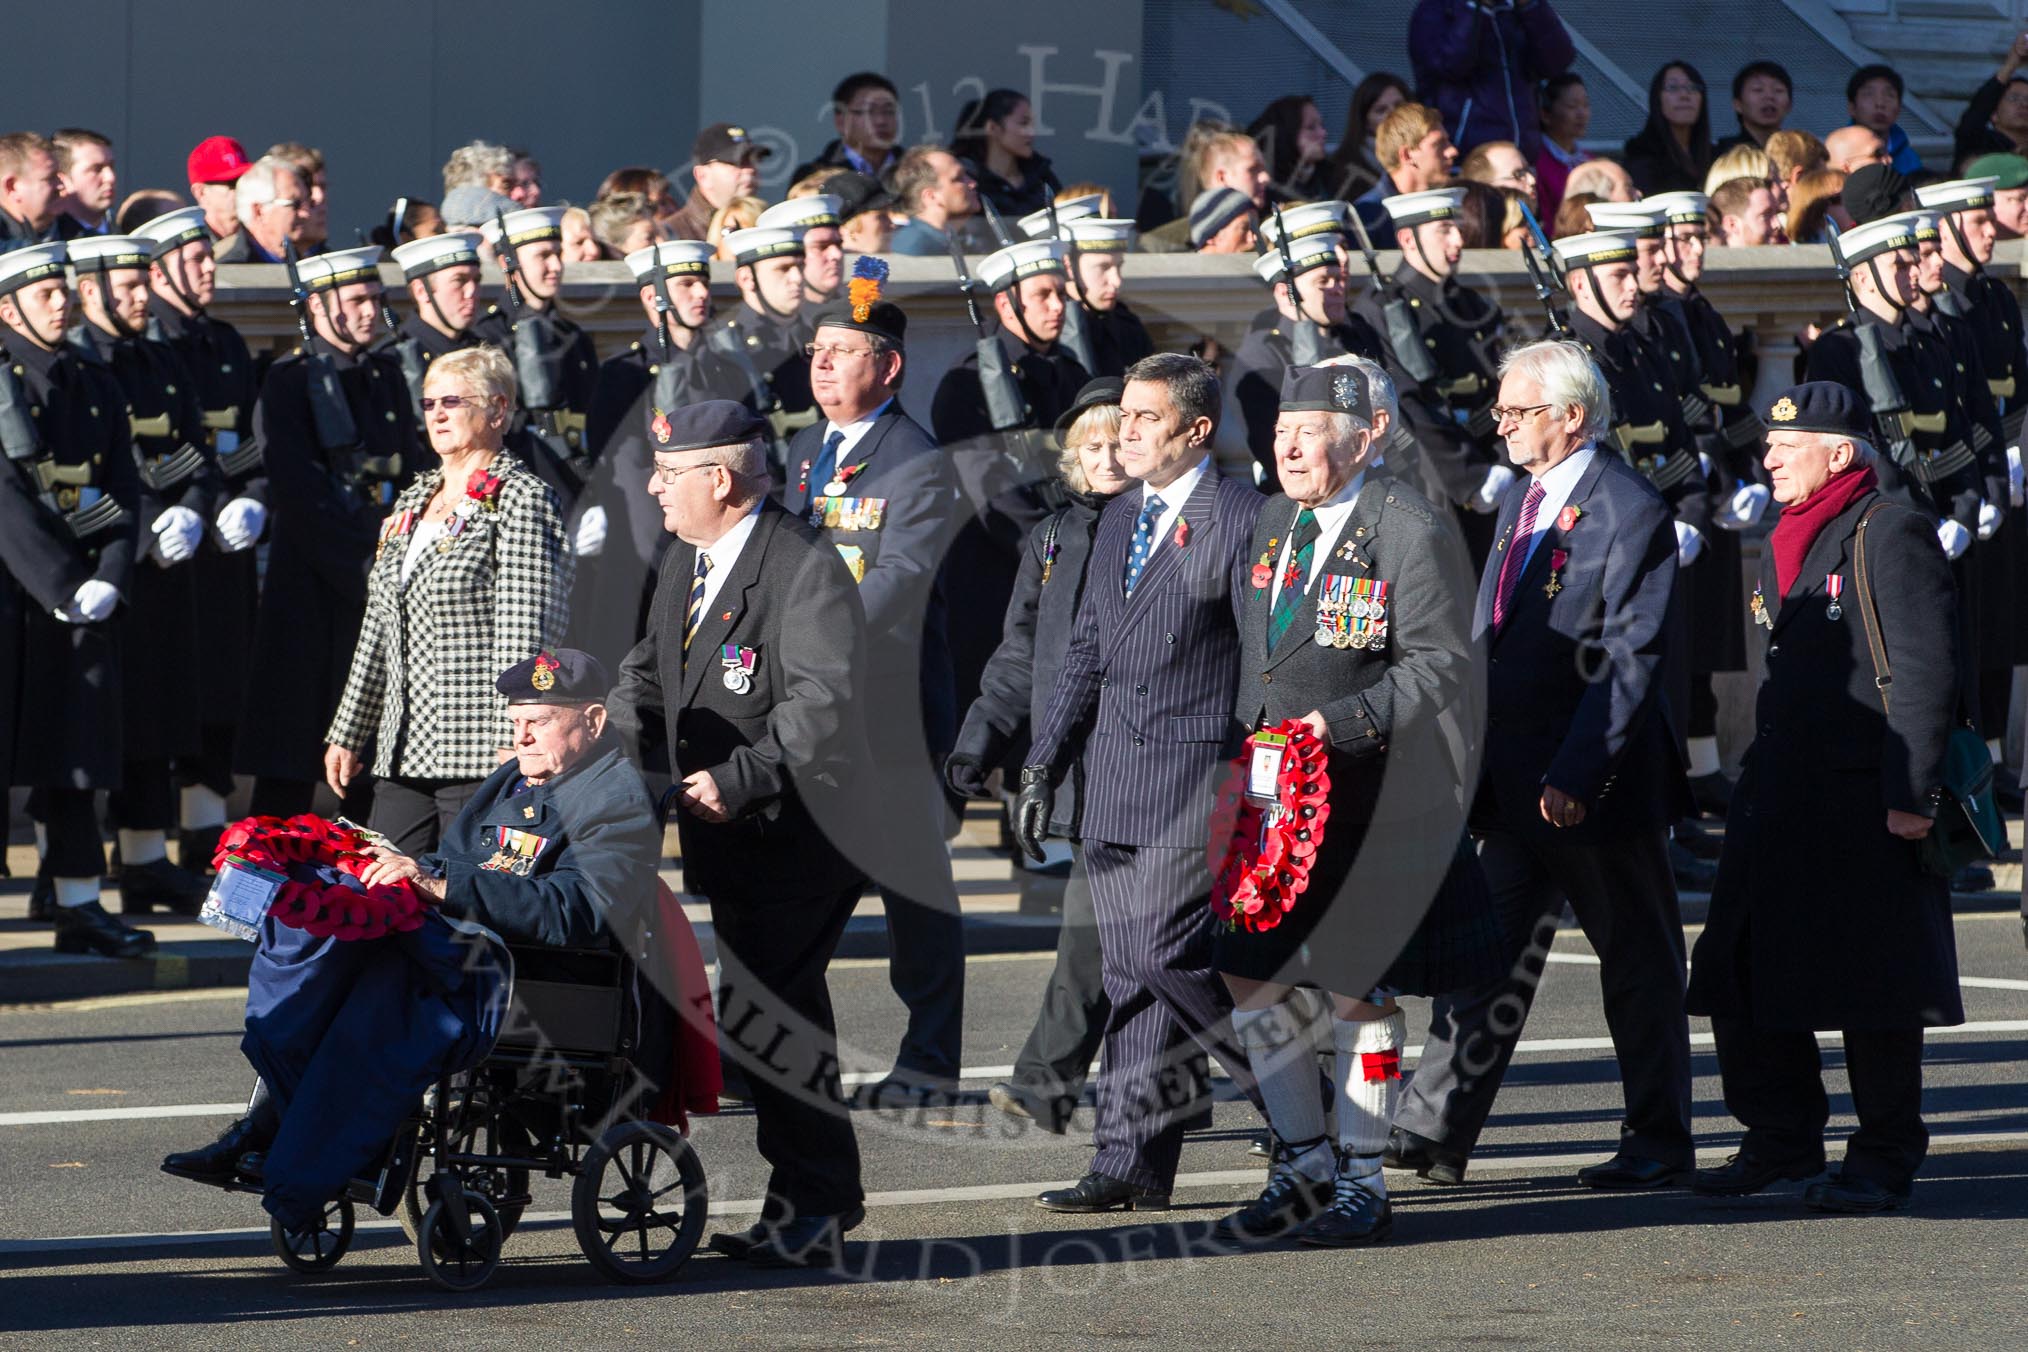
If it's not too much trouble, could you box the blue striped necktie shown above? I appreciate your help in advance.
[683,550,711,650]
[1123,493,1164,596]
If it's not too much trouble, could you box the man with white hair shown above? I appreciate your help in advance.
[213,156,303,265]
[1388,338,1697,1192]
[1688,382,1963,1214]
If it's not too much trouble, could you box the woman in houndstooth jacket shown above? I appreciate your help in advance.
[324,345,570,853]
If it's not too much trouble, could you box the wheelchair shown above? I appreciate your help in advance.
[256,938,711,1291]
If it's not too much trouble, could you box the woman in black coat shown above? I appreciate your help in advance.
[1687,384,1963,1214]
[952,89,1055,221]
[1622,60,1714,196]
[944,379,1130,1133]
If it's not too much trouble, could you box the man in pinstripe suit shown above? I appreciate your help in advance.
[1016,352,1267,1213]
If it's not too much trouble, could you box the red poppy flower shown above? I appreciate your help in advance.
[1558,504,1582,533]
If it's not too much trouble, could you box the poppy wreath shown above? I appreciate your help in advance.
[212,814,426,941]
[1208,719,1332,933]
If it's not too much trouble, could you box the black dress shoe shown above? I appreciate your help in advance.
[1248,1132,1271,1159]
[1688,771,1733,819]
[988,1081,1075,1134]
[1691,1151,1823,1196]
[1383,1126,1468,1186]
[862,1071,959,1108]
[1577,1153,1691,1190]
[162,1107,279,1185]
[1300,1174,1393,1247]
[1949,863,1997,894]
[1803,1173,1910,1213]
[116,856,209,916]
[1035,1172,1171,1213]
[743,1206,865,1269]
[178,826,224,876]
[708,1221,774,1260]
[53,901,156,959]
[1211,1141,1335,1244]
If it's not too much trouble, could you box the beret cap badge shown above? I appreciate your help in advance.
[1770,396,1799,423]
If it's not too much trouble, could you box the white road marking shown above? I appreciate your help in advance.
[6,1130,2027,1259]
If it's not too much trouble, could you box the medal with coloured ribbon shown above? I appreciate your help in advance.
[719,644,757,694]
[1314,575,1390,649]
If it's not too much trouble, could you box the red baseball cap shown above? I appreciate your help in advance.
[187,135,253,185]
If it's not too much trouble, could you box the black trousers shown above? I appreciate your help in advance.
[247,775,376,825]
[709,881,864,1218]
[27,786,104,877]
[107,756,175,832]
[1010,848,1108,1117]
[1395,823,1695,1168]
[365,775,483,856]
[175,723,238,798]
[1711,1016,1929,1190]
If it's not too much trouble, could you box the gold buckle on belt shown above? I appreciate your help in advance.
[1437,373,1484,399]
[1614,421,1667,450]
[34,459,94,490]
[1700,382,1741,407]
[1904,410,1948,436]
[200,407,239,431]
[129,413,171,438]
[1991,377,2017,400]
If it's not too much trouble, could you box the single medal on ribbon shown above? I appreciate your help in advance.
[719,643,757,694]
[1825,572,1844,621]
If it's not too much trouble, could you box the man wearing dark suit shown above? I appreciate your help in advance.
[1689,384,1963,1213]
[607,400,870,1269]
[1016,352,1267,1213]
[783,288,966,1098]
[1389,338,1698,1190]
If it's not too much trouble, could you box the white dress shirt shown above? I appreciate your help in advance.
[1138,454,1212,560]
[400,519,446,587]
[1269,472,1367,609]
[694,502,764,618]
[1517,443,1596,570]
[819,396,894,469]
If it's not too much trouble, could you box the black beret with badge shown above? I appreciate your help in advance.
[1279,364,1372,419]
[1758,380,1873,443]
[810,256,906,347]
[647,398,768,452]
[497,648,610,705]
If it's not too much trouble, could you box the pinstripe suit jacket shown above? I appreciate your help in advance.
[327,457,570,779]
[1028,467,1264,848]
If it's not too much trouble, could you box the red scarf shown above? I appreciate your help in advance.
[1769,466,1877,598]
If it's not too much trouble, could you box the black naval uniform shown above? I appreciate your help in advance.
[471,299,598,509]
[707,303,816,477]
[150,300,263,829]
[1083,299,1156,380]
[68,317,220,842]
[383,311,478,417]
[239,344,422,815]
[1227,308,1385,484]
[0,326,143,877]
[1351,264,1506,566]
[931,326,1090,724]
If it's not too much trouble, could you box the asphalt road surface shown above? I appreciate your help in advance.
[3,911,2026,1350]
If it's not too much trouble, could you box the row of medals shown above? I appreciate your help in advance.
[1317,595,1387,649]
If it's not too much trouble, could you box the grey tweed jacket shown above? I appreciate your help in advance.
[327,456,570,778]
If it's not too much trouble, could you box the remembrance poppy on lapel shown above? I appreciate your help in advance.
[1557,504,1582,532]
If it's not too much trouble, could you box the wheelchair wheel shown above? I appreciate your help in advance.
[571,1121,707,1284]
[399,1104,531,1247]
[270,1197,354,1274]
[417,1192,503,1292]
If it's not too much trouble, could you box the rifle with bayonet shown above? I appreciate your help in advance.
[493,207,562,410]
[283,238,360,452]
[947,233,1030,432]
[1826,220,1923,481]
[1039,168,1099,374]
[1346,207,1437,383]
[1270,201,1326,366]
[1514,201,1571,337]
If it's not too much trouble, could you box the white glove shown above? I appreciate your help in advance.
[1697,451,1714,478]
[1938,518,1973,560]
[2008,444,2024,508]
[54,579,119,624]
[1717,482,1772,531]
[215,497,266,552]
[1977,499,2003,540]
[1470,463,1516,514]
[148,505,204,565]
[1674,519,1705,566]
[572,503,609,558]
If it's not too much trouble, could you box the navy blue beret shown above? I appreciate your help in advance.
[1759,381,1872,442]
[497,648,609,705]
[1280,365,1371,420]
[648,398,767,453]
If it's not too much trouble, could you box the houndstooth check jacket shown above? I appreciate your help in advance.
[327,457,571,778]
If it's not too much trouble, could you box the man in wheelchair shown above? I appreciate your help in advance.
[161,648,670,1235]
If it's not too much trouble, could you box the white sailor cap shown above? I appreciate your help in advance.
[625,239,715,282]
[295,245,386,292]
[133,206,212,257]
[757,195,842,234]
[976,238,1067,291]
[1252,229,1341,284]
[1829,215,1919,267]
[0,241,68,296]
[1019,194,1105,239]
[66,235,155,273]
[1644,192,1710,226]
[1552,230,1639,268]
[1584,201,1666,238]
[1380,188,1466,228]
[1062,217,1136,249]
[479,206,567,249]
[722,225,805,267]
[1880,209,1941,244]
[1913,177,1999,214]
[1257,200,1349,248]
[390,231,483,280]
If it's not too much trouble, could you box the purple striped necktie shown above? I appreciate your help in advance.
[1492,479,1546,629]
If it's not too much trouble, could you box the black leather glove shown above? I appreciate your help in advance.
[1013,766,1054,863]
[943,752,989,800]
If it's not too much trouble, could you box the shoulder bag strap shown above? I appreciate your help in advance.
[1853,501,1896,716]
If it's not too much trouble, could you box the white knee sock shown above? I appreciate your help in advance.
[1233,1004,1334,1182]
[54,877,100,909]
[178,785,228,831]
[1686,736,1722,779]
[117,829,168,866]
[1333,1010,1407,1197]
